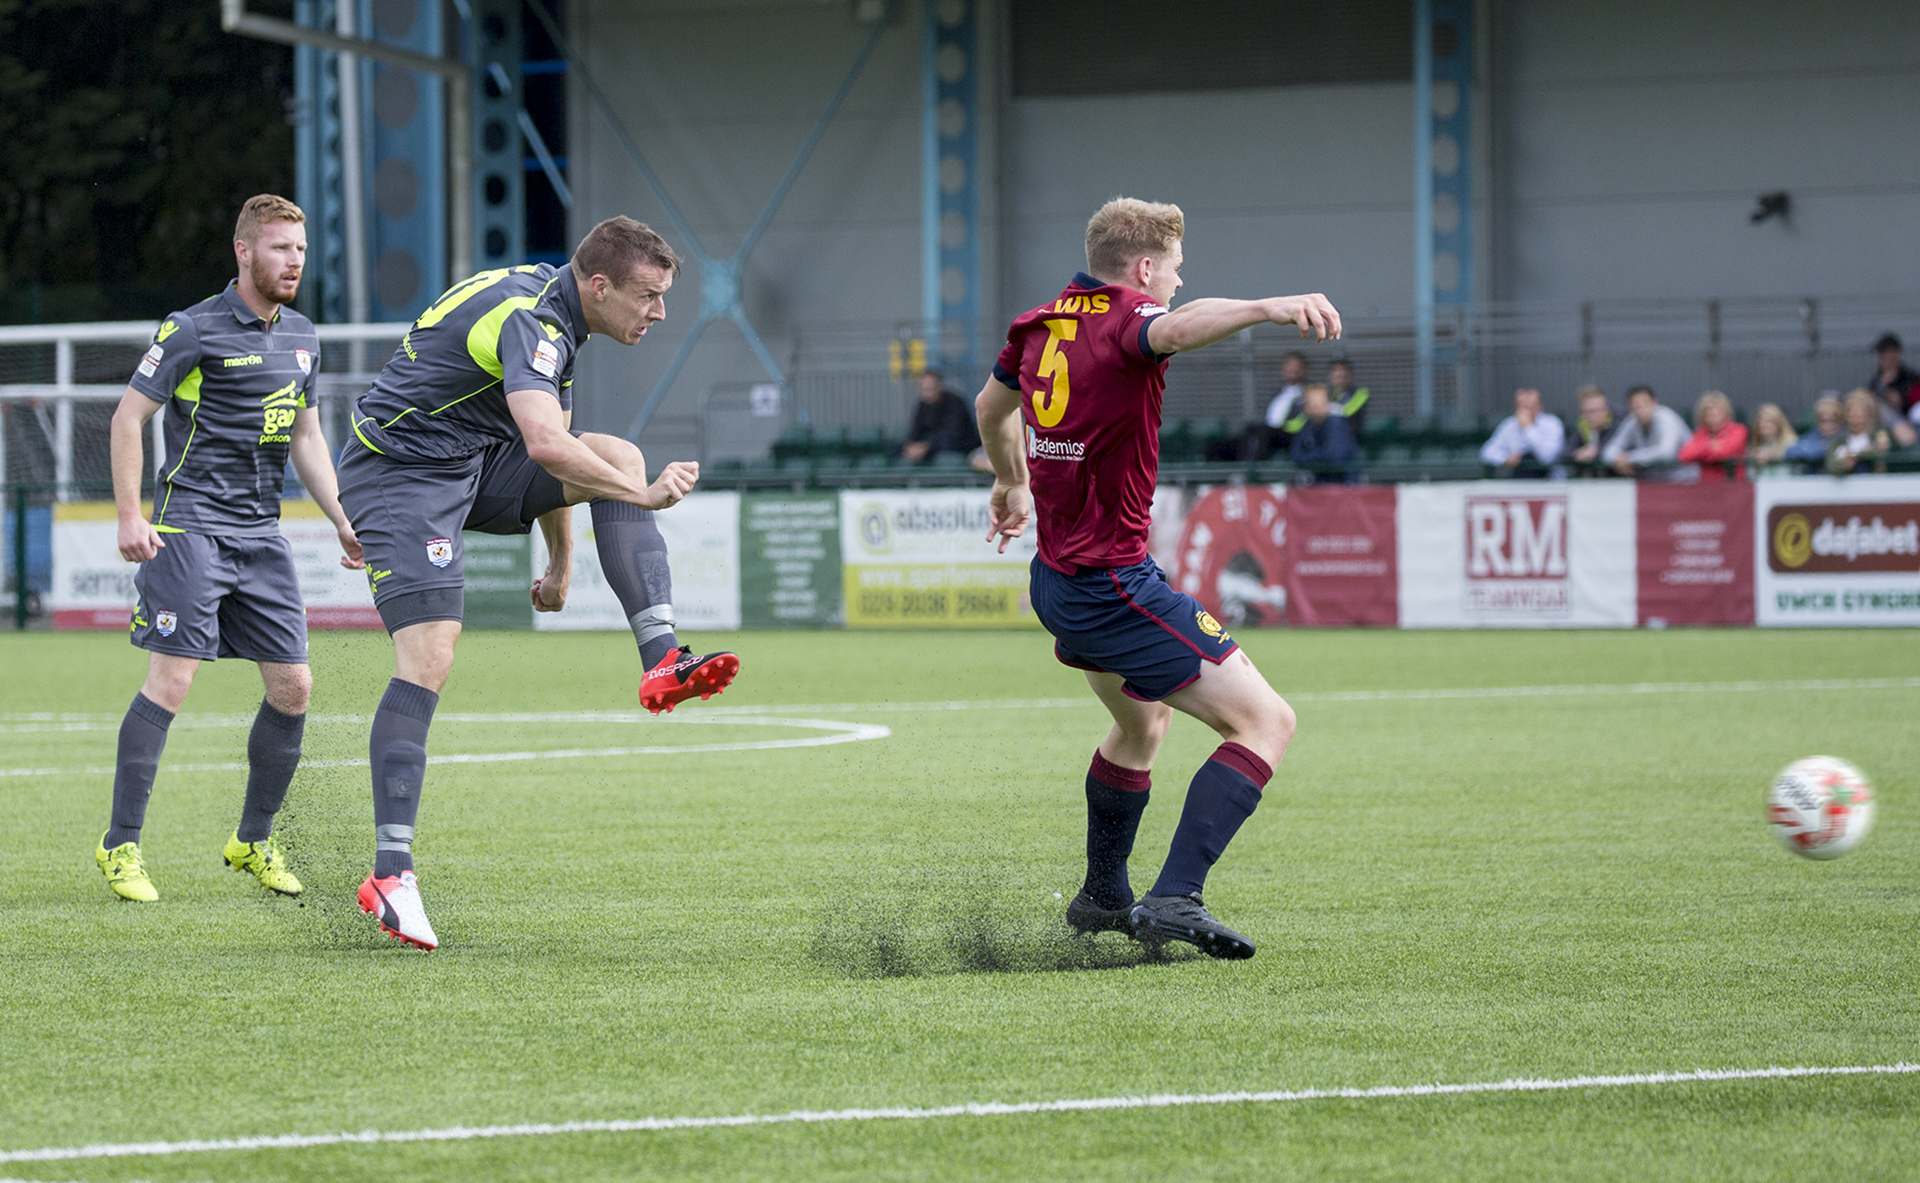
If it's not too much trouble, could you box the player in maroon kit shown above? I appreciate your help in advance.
[976,198,1340,959]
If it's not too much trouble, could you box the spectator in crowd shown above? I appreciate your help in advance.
[1479,386,1564,477]
[1603,385,1689,478]
[1240,351,1310,459]
[1784,395,1844,474]
[1867,334,1919,448]
[1561,384,1619,477]
[1289,384,1360,482]
[1826,389,1891,475]
[1747,403,1798,476]
[899,369,980,462]
[1869,333,1918,415]
[1325,358,1370,435]
[1677,390,1748,481]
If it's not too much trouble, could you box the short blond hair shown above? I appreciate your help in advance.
[1695,390,1732,424]
[1085,197,1184,282]
[1575,383,1606,404]
[234,194,305,245]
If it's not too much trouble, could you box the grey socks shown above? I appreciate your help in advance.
[590,498,679,667]
[105,693,174,847]
[370,678,439,879]
[237,700,305,842]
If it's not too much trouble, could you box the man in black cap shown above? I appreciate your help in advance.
[1869,333,1919,420]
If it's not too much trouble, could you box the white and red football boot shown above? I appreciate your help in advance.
[358,870,439,950]
[640,646,740,715]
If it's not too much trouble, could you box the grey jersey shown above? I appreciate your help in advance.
[129,282,320,537]
[350,264,587,463]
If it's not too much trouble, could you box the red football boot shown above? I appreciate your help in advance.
[640,646,740,715]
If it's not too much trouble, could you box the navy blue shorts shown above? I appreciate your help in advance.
[1029,556,1238,701]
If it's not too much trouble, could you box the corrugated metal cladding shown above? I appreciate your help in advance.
[1009,0,1413,97]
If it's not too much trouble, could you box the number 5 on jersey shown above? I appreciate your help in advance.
[1033,318,1076,428]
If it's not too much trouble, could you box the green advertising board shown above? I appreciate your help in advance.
[740,494,841,627]
[462,532,532,629]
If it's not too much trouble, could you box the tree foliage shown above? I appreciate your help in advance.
[0,0,296,322]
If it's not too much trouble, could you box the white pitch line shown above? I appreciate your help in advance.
[3,1062,1914,1164]
[0,718,890,779]
[4,677,1917,734]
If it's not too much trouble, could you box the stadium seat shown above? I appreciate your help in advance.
[929,450,970,469]
[809,424,850,460]
[849,424,889,456]
[771,423,812,462]
[1158,419,1196,463]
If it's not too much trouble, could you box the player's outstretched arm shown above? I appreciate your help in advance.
[975,376,1032,554]
[1147,294,1342,356]
[506,389,694,509]
[288,406,364,569]
[110,386,166,562]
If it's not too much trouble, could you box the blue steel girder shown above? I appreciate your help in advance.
[923,0,979,374]
[1414,0,1474,416]
[521,0,901,441]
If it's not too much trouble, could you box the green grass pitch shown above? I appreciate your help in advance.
[1,626,1916,1181]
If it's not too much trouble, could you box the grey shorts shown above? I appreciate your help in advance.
[336,435,569,612]
[130,532,309,664]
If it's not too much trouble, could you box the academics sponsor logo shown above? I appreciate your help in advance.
[1766,503,1920,573]
[425,538,454,569]
[1465,495,1569,613]
[1024,425,1086,462]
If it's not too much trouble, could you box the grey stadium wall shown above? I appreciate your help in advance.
[561,0,1920,442]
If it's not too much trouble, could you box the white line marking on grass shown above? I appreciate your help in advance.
[4,1063,1915,1164]
[0,718,890,778]
[5,676,1917,735]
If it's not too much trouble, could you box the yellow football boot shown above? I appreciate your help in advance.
[222,832,303,896]
[96,838,159,902]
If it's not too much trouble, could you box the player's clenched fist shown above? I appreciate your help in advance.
[641,460,699,509]
[117,515,165,563]
[1269,293,1342,342]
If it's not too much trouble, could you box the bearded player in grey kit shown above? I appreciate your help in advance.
[97,194,362,903]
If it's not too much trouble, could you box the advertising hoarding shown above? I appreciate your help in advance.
[1754,476,1920,626]
[838,489,1039,627]
[1397,482,1636,628]
[532,491,741,632]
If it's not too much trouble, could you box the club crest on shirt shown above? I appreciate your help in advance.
[294,348,313,375]
[531,339,560,378]
[155,610,178,637]
[1196,609,1228,641]
[425,537,454,568]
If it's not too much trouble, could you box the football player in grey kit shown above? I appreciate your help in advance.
[98,194,362,902]
[335,216,738,949]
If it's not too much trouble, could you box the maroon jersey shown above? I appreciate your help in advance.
[994,272,1169,573]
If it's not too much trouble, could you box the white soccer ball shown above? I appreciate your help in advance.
[1767,756,1874,860]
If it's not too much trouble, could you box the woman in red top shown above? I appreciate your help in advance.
[1679,390,1748,481]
